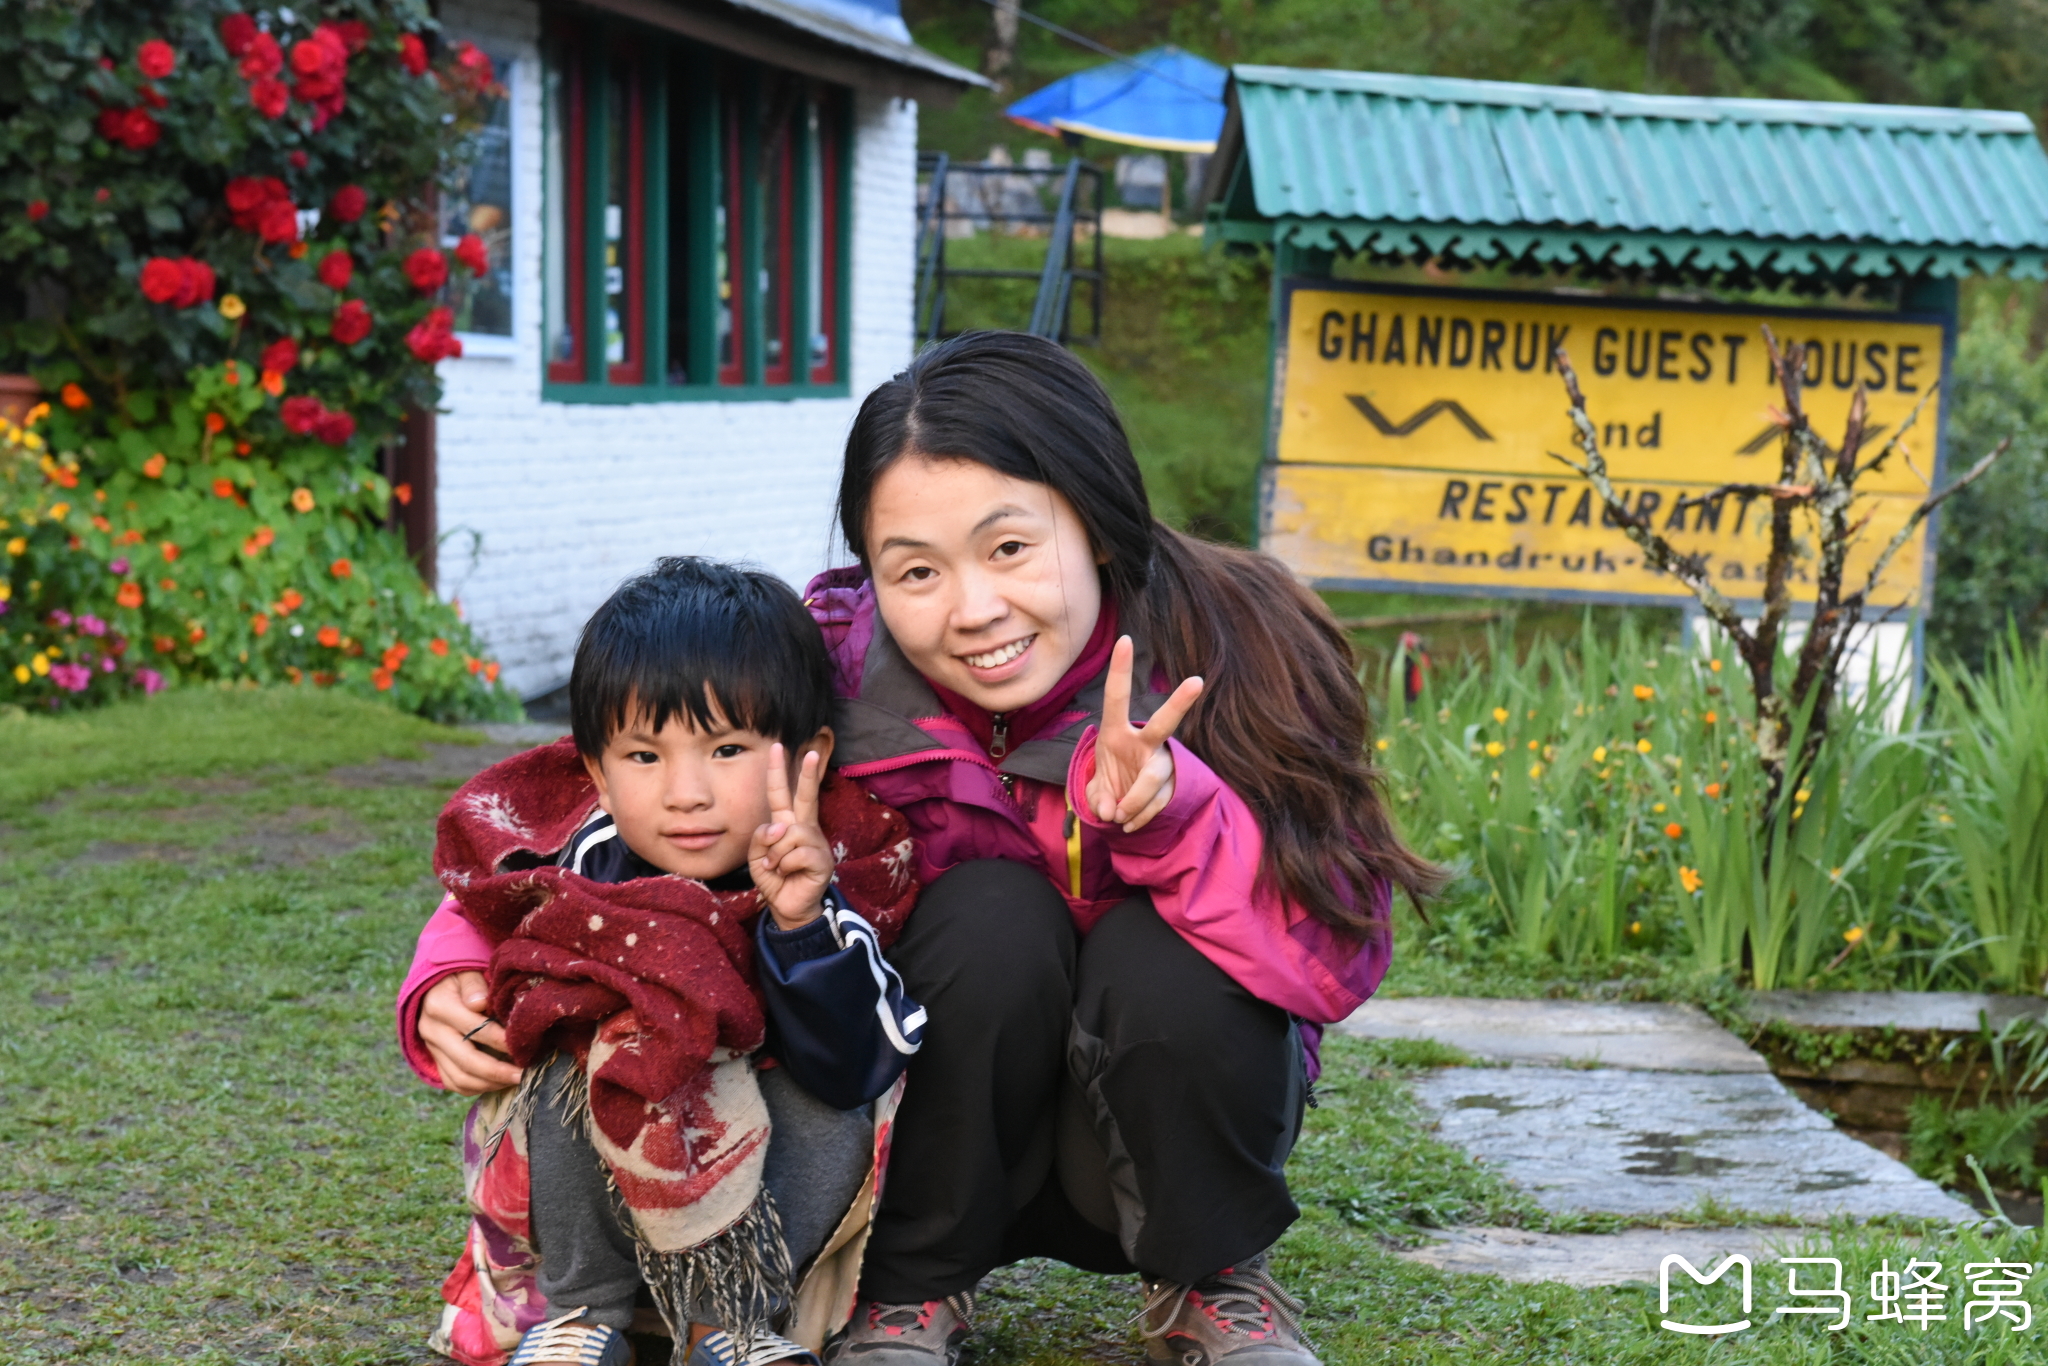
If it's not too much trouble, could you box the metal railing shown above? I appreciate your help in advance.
[914,152,1104,347]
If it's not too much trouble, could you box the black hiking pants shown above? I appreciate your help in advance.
[859,859,1306,1301]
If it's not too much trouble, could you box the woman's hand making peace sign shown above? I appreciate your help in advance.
[751,743,835,931]
[1083,636,1205,834]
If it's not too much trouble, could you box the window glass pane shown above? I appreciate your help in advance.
[604,63,633,371]
[543,52,575,368]
[759,75,798,383]
[717,81,743,384]
[809,91,839,383]
[443,48,515,338]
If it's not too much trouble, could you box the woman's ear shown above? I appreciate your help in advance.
[580,751,613,813]
[801,725,836,771]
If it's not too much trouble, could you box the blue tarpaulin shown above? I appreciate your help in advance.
[1004,46,1226,153]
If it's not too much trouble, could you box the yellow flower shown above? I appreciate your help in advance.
[1678,866,1703,894]
[5,537,23,556]
[11,664,27,684]
[1528,763,1543,779]
[1844,925,1865,944]
[1492,707,1510,724]
[1633,684,1655,701]
[1795,789,1811,803]
[1592,745,1608,764]
[1652,802,1667,814]
[1829,867,1844,882]
[1485,741,1505,757]
[1636,738,1653,754]
[219,293,247,320]
[1374,737,1389,751]
[48,502,69,520]
[1629,920,1643,934]
[1709,658,1723,673]
[1527,739,1540,752]
[31,653,49,676]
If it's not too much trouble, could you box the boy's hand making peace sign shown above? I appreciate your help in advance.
[751,743,835,931]
[1083,636,1204,834]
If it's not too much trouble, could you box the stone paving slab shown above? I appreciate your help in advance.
[1748,990,2048,1033]
[1409,1067,1977,1223]
[1399,1226,1804,1286]
[1337,997,1769,1073]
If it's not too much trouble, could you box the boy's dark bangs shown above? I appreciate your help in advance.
[570,558,831,758]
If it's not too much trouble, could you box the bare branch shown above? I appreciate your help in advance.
[1849,438,2011,609]
[1857,383,1939,481]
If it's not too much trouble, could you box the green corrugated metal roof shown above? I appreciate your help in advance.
[1204,66,2048,279]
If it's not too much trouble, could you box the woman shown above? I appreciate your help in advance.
[413,331,1438,1366]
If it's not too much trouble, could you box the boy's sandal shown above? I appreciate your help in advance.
[508,1308,636,1366]
[686,1327,821,1366]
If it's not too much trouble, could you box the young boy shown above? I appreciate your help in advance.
[413,558,923,1366]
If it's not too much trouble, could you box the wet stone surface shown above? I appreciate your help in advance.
[1399,1226,1806,1287]
[1409,1066,1977,1223]
[1338,997,1769,1073]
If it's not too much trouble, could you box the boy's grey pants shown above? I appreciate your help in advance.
[527,1054,873,1331]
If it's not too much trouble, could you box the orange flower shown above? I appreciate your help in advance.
[483,661,500,683]
[223,361,240,386]
[1705,782,1722,797]
[393,482,413,506]
[1664,822,1684,839]
[316,625,341,648]
[330,557,352,578]
[59,382,89,409]
[212,477,236,499]
[118,528,144,545]
[384,641,410,667]
[290,487,315,512]
[251,613,270,636]
[285,665,303,684]
[429,637,449,657]
[91,514,111,532]
[50,465,79,488]
[262,370,286,397]
[279,588,304,612]
[1703,710,1718,725]
[1632,684,1655,701]
[153,635,176,654]
[142,453,167,478]
[371,666,394,691]
[161,541,180,561]
[253,525,275,548]
[288,241,309,260]
[1678,866,1704,895]
[234,441,251,456]
[313,670,336,687]
[115,582,144,608]
[241,535,264,558]
[204,412,226,434]
[187,624,206,643]
[465,656,483,674]
[158,577,176,591]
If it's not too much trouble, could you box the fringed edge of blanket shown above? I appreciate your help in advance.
[637,1189,795,1365]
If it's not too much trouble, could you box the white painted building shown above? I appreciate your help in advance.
[400,0,980,697]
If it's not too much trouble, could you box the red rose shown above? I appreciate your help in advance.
[328,184,366,223]
[293,27,347,77]
[280,395,324,435]
[225,176,288,228]
[406,307,463,362]
[26,200,48,221]
[330,299,372,345]
[313,407,355,446]
[288,150,307,170]
[96,108,126,142]
[453,233,490,276]
[250,78,288,119]
[257,200,299,244]
[176,258,216,307]
[403,248,448,293]
[398,33,429,77]
[453,42,495,86]
[316,250,353,290]
[220,14,257,59]
[240,32,283,80]
[259,337,300,374]
[139,257,186,304]
[140,87,168,109]
[137,39,176,80]
[331,20,372,55]
[116,108,161,150]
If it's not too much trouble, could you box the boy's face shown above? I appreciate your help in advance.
[582,699,834,881]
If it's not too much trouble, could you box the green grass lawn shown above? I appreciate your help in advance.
[2,692,2039,1363]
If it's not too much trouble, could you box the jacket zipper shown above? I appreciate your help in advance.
[989,714,1009,759]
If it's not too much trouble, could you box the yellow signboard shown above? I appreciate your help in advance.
[1262,281,1950,606]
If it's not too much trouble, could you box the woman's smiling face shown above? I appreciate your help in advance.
[866,455,1102,713]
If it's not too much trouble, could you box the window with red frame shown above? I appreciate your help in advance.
[544,17,849,399]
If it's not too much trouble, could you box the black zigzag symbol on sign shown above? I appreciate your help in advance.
[1346,394,1494,441]
[1735,421,1888,456]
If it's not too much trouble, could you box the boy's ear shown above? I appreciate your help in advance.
[800,725,835,771]
[580,751,613,813]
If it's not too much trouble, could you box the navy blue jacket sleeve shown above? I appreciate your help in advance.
[756,887,925,1110]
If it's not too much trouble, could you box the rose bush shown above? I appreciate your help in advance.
[0,2,515,720]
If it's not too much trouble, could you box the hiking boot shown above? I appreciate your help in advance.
[822,1294,975,1366]
[1135,1252,1317,1366]
[508,1308,636,1366]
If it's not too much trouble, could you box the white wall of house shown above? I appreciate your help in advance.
[435,0,919,696]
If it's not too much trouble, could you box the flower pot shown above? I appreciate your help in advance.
[0,374,41,427]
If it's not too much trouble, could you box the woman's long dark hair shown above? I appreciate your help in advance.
[839,331,1445,931]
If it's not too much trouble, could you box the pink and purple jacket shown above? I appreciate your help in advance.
[394,569,1390,1083]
